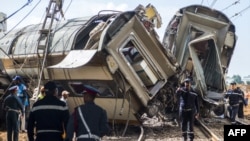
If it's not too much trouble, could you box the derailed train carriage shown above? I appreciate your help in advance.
[162,5,237,116]
[0,3,236,128]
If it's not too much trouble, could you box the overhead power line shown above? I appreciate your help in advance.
[221,0,240,11]
[0,0,41,40]
[210,0,218,8]
[231,4,250,18]
[64,0,73,17]
[0,0,33,24]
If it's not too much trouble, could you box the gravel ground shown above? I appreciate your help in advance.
[0,132,27,141]
[0,128,207,141]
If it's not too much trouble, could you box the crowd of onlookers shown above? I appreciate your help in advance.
[2,75,110,141]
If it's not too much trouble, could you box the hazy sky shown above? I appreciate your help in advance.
[1,0,250,77]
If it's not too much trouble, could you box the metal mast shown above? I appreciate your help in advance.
[36,0,63,90]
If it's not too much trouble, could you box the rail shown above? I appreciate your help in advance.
[196,119,223,141]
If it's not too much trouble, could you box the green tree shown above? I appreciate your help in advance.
[232,75,244,84]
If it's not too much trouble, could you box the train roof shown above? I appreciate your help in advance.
[0,14,114,58]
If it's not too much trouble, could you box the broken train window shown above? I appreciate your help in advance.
[120,41,158,88]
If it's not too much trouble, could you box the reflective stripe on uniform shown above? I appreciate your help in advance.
[8,109,21,113]
[37,129,62,134]
[190,92,197,96]
[231,104,239,107]
[182,131,188,136]
[77,134,100,140]
[225,92,242,96]
[6,106,21,113]
[182,108,192,111]
[180,89,197,96]
[31,105,68,112]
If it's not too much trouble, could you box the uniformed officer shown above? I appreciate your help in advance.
[225,81,247,124]
[3,85,24,141]
[236,87,245,118]
[65,85,110,141]
[176,78,199,141]
[27,81,69,141]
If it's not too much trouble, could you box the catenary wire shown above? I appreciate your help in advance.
[0,0,41,40]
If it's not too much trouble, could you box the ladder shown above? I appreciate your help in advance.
[36,0,63,88]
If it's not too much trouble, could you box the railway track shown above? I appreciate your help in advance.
[103,116,249,141]
[0,116,248,141]
[235,117,250,125]
[196,116,250,141]
[196,119,224,141]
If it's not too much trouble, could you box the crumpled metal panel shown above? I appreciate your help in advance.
[163,5,235,89]
[48,50,97,68]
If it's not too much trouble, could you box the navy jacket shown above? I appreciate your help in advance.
[27,95,69,141]
[176,87,200,113]
[225,89,247,106]
[3,94,24,115]
[65,101,110,141]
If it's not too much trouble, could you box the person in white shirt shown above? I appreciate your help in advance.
[60,90,69,104]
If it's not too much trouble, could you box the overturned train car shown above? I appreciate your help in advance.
[0,4,236,126]
[162,5,237,116]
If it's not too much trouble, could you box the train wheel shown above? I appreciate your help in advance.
[212,104,225,116]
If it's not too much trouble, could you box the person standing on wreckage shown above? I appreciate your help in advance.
[176,78,200,141]
[3,85,24,141]
[65,85,110,141]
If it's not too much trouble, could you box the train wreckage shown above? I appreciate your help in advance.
[0,1,237,128]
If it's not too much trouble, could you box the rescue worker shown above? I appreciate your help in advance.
[237,87,245,118]
[224,81,247,124]
[65,85,110,141]
[27,81,69,141]
[3,85,24,141]
[176,78,199,141]
[12,75,29,132]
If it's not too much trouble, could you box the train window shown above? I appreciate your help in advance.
[121,41,142,64]
[69,82,85,95]
[68,81,115,97]
[121,41,157,87]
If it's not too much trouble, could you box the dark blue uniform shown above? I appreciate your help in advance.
[3,87,24,141]
[225,88,247,124]
[176,86,199,141]
[27,95,69,141]
[65,101,110,141]
[237,87,245,118]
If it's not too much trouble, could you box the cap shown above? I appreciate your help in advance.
[44,81,57,92]
[8,85,18,91]
[82,85,100,96]
[62,90,70,95]
[230,81,236,85]
[184,78,191,83]
[13,75,21,81]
